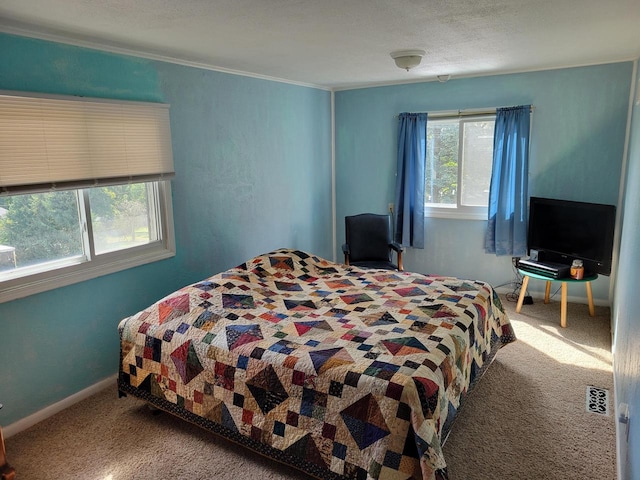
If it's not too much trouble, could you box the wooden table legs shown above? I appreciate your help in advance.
[515,276,595,328]
[586,281,595,316]
[544,281,551,304]
[516,275,530,312]
[561,282,568,328]
[0,424,15,480]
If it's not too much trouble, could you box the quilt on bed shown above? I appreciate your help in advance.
[118,249,515,480]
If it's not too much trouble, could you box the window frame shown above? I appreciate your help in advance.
[424,112,496,221]
[0,180,175,303]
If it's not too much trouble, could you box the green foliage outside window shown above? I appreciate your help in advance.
[425,117,494,210]
[0,191,82,267]
[0,184,149,269]
[426,122,459,205]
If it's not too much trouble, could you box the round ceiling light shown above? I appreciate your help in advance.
[390,49,426,71]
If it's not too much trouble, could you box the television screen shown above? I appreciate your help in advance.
[528,197,616,275]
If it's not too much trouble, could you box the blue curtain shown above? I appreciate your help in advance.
[394,113,427,248]
[484,105,531,257]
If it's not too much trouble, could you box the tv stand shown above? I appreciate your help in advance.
[516,269,597,328]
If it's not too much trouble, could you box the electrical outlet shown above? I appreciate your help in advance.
[388,203,394,214]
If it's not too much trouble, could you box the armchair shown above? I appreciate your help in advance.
[342,213,404,271]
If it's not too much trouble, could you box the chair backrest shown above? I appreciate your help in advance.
[345,213,392,263]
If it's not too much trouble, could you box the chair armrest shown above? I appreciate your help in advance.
[341,243,350,266]
[389,242,404,271]
[389,242,404,252]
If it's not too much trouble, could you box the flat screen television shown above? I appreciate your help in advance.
[527,197,616,276]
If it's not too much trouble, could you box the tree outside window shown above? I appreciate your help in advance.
[0,183,158,273]
[425,115,495,219]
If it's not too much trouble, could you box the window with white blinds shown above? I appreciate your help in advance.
[0,92,175,194]
[0,92,175,303]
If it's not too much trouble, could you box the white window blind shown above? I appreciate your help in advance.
[0,92,174,194]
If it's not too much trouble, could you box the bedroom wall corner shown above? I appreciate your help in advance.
[612,59,640,480]
[0,32,334,429]
[152,61,333,278]
[334,62,633,304]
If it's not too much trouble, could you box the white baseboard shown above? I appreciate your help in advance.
[3,374,117,439]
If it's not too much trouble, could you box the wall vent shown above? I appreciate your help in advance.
[586,386,609,415]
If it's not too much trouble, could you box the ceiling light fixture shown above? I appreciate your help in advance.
[390,50,426,72]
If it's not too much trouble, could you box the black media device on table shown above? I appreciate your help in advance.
[518,258,570,279]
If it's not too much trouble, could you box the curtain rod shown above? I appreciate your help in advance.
[395,105,534,118]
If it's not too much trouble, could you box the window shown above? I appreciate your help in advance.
[0,92,175,302]
[425,114,495,219]
[0,181,174,302]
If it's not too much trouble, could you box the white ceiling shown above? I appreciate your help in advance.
[1,0,639,90]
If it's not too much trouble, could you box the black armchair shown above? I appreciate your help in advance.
[342,213,404,271]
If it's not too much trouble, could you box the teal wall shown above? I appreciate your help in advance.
[0,34,332,426]
[335,63,633,301]
[613,71,640,480]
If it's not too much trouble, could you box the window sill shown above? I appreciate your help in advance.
[425,207,488,220]
[0,243,175,304]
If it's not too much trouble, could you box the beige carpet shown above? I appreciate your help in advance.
[5,295,616,480]
[443,296,616,479]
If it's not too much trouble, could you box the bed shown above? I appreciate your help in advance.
[118,249,515,479]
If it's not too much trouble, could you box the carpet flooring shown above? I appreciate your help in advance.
[5,295,616,479]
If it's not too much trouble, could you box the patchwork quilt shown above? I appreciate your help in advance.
[118,249,515,480]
